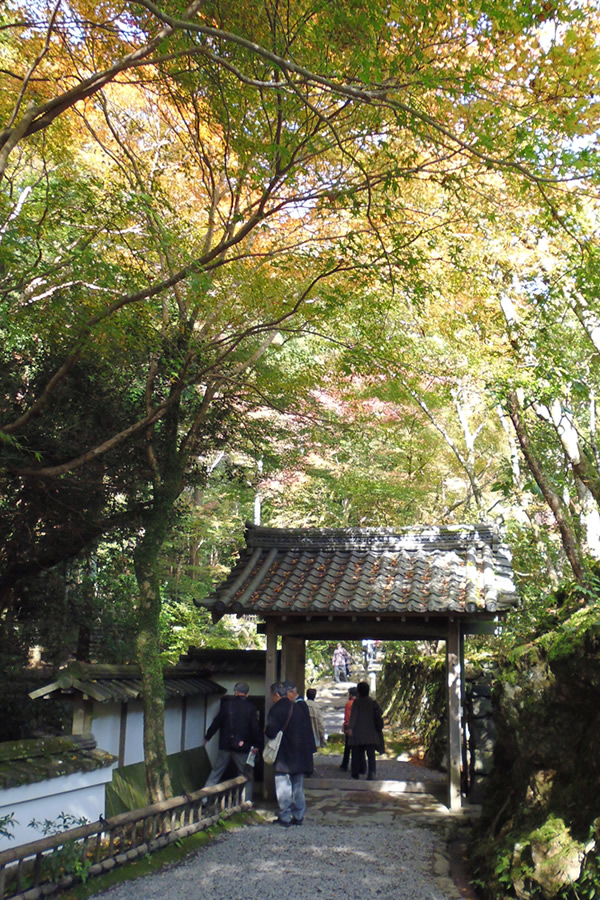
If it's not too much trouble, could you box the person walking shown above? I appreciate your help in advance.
[305,687,326,750]
[339,685,357,771]
[332,643,348,682]
[265,681,316,827]
[344,651,352,681]
[346,680,384,781]
[203,682,262,801]
[362,638,375,667]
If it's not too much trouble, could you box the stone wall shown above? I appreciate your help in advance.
[377,649,499,802]
[470,604,600,899]
[379,608,600,898]
[463,662,497,803]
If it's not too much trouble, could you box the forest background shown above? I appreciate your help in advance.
[2,0,600,862]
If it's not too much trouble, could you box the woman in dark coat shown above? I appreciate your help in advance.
[347,680,384,780]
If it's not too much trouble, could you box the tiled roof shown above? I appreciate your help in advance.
[29,664,226,703]
[200,523,517,619]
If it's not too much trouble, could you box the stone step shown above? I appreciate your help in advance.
[307,777,446,796]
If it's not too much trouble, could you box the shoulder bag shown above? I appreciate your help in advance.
[263,702,294,765]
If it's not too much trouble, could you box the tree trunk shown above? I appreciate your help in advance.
[535,399,600,511]
[496,405,561,585]
[133,504,175,803]
[506,391,586,584]
[575,478,600,559]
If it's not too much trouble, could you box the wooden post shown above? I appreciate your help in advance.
[263,620,278,801]
[281,636,305,695]
[71,699,88,734]
[446,619,462,811]
[460,628,468,795]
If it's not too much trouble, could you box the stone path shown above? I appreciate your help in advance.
[253,677,479,899]
[307,676,447,790]
[87,674,479,899]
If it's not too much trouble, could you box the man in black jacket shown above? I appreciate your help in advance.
[203,682,262,801]
[265,681,316,827]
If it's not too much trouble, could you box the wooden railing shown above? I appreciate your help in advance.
[0,776,248,900]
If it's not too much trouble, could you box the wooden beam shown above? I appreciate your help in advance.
[71,699,87,734]
[265,620,278,702]
[255,616,499,641]
[446,620,462,811]
[29,680,60,700]
[258,620,445,640]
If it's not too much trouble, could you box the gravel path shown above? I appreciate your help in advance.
[86,818,460,900]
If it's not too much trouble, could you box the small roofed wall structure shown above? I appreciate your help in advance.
[25,663,227,817]
[26,655,276,817]
[29,664,226,768]
[197,523,517,809]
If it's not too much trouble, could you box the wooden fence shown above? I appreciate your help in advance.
[0,776,248,900]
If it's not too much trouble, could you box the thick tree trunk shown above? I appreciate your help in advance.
[133,501,175,803]
[507,391,586,584]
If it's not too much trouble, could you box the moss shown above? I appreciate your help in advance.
[530,814,570,845]
[377,651,448,766]
[546,606,600,666]
[506,641,545,672]
[0,737,116,789]
[318,733,344,755]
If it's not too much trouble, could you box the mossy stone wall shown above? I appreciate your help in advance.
[377,649,498,800]
[471,606,600,899]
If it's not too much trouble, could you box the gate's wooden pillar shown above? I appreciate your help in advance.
[263,619,278,801]
[281,636,306,695]
[446,619,463,811]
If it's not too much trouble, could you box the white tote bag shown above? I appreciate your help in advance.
[263,703,294,765]
[263,730,283,765]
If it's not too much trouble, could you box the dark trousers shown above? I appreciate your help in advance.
[351,744,376,778]
[341,735,351,769]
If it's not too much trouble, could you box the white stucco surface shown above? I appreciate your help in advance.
[0,765,116,851]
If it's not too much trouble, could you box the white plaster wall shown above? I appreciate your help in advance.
[122,702,144,766]
[164,700,182,755]
[184,697,206,750]
[88,698,205,763]
[246,675,265,696]
[88,703,121,758]
[83,696,214,767]
[0,765,116,851]
[216,675,264,696]
[203,695,223,764]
